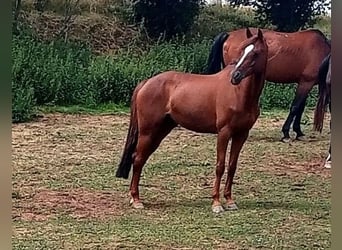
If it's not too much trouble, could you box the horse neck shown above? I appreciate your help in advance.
[219,66,266,108]
[240,72,266,108]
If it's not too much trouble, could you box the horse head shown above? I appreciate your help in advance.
[231,28,268,85]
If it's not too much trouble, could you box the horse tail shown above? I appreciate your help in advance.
[206,32,229,74]
[313,54,331,133]
[116,80,147,179]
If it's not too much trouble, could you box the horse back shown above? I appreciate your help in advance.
[223,28,330,83]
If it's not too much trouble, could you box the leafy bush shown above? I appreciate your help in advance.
[13,35,94,106]
[224,0,330,32]
[261,82,318,110]
[253,0,330,32]
[12,35,212,122]
[88,38,212,105]
[12,32,319,123]
[12,35,36,122]
[132,0,203,39]
[12,81,36,123]
[191,5,262,39]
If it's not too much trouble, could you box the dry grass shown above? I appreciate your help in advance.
[20,10,140,54]
[21,0,124,15]
[12,110,331,249]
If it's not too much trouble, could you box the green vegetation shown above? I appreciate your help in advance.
[12,3,330,122]
[132,0,203,39]
[225,0,331,32]
[12,32,319,122]
[12,34,210,122]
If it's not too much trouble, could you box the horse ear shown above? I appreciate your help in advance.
[246,28,253,38]
[257,29,263,39]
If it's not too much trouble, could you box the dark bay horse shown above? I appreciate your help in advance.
[313,53,331,168]
[116,28,268,213]
[207,28,331,142]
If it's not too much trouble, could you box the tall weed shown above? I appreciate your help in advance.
[12,34,319,123]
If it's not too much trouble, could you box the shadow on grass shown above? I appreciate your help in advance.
[248,134,323,143]
[141,197,330,213]
[239,199,329,211]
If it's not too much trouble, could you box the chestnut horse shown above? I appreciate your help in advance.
[207,28,331,142]
[116,28,268,213]
[313,53,331,168]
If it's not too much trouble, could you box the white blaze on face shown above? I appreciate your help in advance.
[235,44,255,69]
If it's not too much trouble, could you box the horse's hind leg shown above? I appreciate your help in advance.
[293,96,307,140]
[129,134,153,209]
[130,119,176,209]
[281,82,313,142]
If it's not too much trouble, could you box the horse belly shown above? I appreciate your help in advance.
[169,98,217,134]
[176,116,217,134]
[265,58,303,83]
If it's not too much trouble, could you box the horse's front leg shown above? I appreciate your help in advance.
[212,128,231,213]
[223,130,249,210]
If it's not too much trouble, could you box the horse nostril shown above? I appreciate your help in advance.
[231,70,243,85]
[233,71,241,79]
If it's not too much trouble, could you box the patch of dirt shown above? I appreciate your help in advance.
[13,188,126,221]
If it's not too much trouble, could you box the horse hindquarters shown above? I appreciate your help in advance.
[129,80,177,207]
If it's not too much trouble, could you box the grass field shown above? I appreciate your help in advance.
[12,109,331,249]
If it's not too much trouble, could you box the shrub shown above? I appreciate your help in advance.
[12,35,37,122]
[253,0,330,32]
[88,38,212,105]
[191,5,264,39]
[260,82,318,110]
[12,81,36,123]
[12,34,94,106]
[12,32,319,123]
[12,34,212,123]
[132,0,203,39]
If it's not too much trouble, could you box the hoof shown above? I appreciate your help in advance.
[324,161,331,169]
[129,198,144,209]
[281,137,291,143]
[224,203,239,210]
[296,135,306,141]
[212,205,225,214]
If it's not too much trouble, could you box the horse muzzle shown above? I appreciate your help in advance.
[231,70,243,85]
